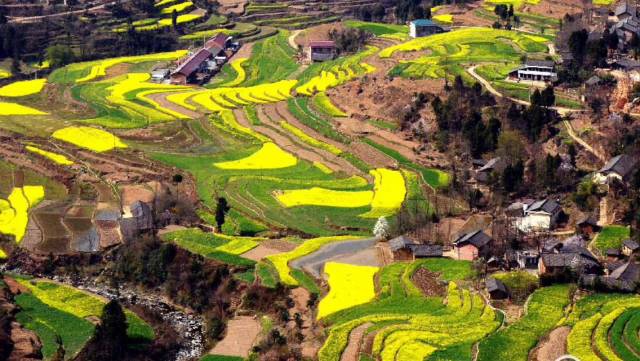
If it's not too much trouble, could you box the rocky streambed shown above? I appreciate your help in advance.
[1,266,206,361]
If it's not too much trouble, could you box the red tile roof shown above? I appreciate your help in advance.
[173,48,212,76]
[206,33,229,50]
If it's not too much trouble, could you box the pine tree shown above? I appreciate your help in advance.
[91,300,128,361]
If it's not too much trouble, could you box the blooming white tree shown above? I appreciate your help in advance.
[373,216,389,239]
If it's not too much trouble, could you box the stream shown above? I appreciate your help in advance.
[1,266,206,361]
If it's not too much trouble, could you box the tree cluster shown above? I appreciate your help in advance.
[328,28,373,54]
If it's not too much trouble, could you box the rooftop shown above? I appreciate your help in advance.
[599,154,637,178]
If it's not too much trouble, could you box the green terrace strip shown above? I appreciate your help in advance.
[239,31,299,86]
[318,265,500,361]
[14,279,154,359]
[344,20,408,37]
[362,138,450,189]
[593,225,631,253]
[287,97,350,144]
[477,284,572,361]
[160,228,257,266]
[313,92,347,117]
[564,293,640,361]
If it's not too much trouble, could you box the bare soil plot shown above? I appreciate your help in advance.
[217,0,247,15]
[295,23,346,48]
[209,316,261,358]
[146,92,201,119]
[241,243,285,261]
[525,0,583,19]
[530,326,570,361]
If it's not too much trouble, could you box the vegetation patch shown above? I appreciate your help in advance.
[318,262,379,319]
[214,142,297,170]
[593,225,631,253]
[25,146,74,165]
[0,186,45,242]
[0,101,47,115]
[52,126,127,152]
[0,78,47,97]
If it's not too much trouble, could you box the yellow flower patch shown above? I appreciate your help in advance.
[0,69,10,79]
[360,168,406,218]
[275,187,373,208]
[215,142,297,170]
[26,146,74,165]
[215,238,260,255]
[223,58,248,87]
[0,79,47,97]
[433,14,453,24]
[157,13,204,27]
[313,161,333,174]
[107,73,191,122]
[317,262,379,319]
[0,101,47,115]
[0,186,45,242]
[75,50,187,83]
[52,126,127,152]
[160,1,193,14]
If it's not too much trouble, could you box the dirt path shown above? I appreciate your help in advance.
[466,65,582,116]
[563,120,606,163]
[340,322,372,361]
[147,92,201,119]
[288,30,303,50]
[209,316,261,358]
[9,0,116,23]
[529,326,570,361]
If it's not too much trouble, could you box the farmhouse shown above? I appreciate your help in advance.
[474,157,506,183]
[486,278,508,300]
[309,41,337,62]
[509,60,557,82]
[120,200,153,242]
[409,19,446,38]
[515,199,563,232]
[623,239,640,256]
[594,154,638,184]
[601,261,640,292]
[387,235,443,260]
[538,245,600,276]
[170,48,213,85]
[453,230,493,261]
[610,2,640,49]
[515,250,540,269]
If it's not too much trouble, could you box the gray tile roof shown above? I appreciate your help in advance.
[524,60,555,68]
[624,239,640,251]
[599,154,637,179]
[486,278,507,294]
[541,247,599,270]
[478,157,504,173]
[388,235,413,251]
[609,262,640,282]
[527,199,561,215]
[408,244,443,257]
[454,230,492,249]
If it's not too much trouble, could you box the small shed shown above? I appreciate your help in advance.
[606,248,623,259]
[453,230,493,261]
[486,278,508,300]
[388,235,414,261]
[409,244,443,258]
[309,41,337,62]
[409,19,446,38]
[623,239,640,256]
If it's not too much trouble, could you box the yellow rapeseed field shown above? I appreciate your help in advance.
[276,188,373,208]
[0,79,47,97]
[317,262,379,319]
[0,186,45,242]
[0,69,10,79]
[0,101,47,115]
[26,146,74,165]
[160,1,193,14]
[361,168,406,218]
[214,142,297,169]
[224,58,248,87]
[75,50,188,83]
[157,13,204,27]
[52,126,127,152]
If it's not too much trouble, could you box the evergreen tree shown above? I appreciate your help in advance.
[91,300,128,361]
[215,197,230,230]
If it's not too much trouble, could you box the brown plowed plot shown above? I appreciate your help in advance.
[241,244,285,261]
[530,326,570,361]
[340,323,372,361]
[295,23,346,48]
[210,316,261,358]
[368,133,416,161]
[411,267,446,297]
[349,141,396,168]
[525,0,582,19]
[147,92,201,119]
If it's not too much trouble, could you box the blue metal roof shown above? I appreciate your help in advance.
[411,19,436,26]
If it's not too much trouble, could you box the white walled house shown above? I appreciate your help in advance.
[594,154,637,184]
[514,199,563,232]
[409,19,446,38]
